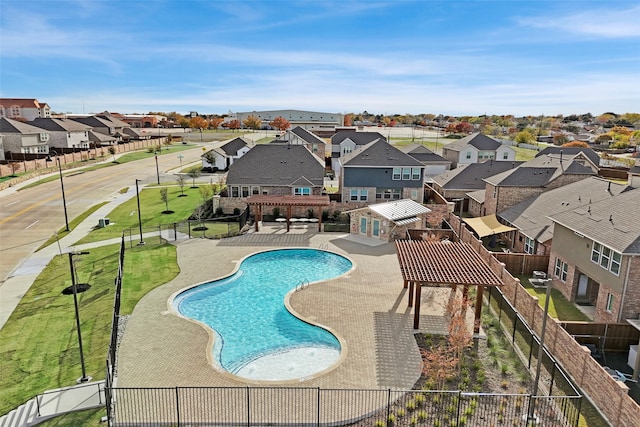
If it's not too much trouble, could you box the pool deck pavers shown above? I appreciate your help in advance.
[117,224,458,391]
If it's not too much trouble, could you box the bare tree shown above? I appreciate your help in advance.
[187,168,201,188]
[175,174,187,196]
[159,188,171,213]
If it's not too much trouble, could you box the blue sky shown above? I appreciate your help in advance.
[1,0,639,116]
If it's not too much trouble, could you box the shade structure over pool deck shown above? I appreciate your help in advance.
[246,195,330,232]
[395,240,503,332]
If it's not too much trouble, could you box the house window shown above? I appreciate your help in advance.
[524,237,535,254]
[466,151,472,159]
[606,293,614,313]
[40,133,49,142]
[402,168,411,180]
[241,186,250,197]
[350,189,367,201]
[411,189,418,200]
[591,241,622,275]
[392,168,401,180]
[503,152,509,160]
[342,146,352,154]
[411,167,421,180]
[294,187,311,196]
[251,186,260,195]
[554,258,568,282]
[492,187,497,198]
[230,186,239,197]
[611,252,621,275]
[11,106,20,117]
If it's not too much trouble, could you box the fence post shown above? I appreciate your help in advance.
[512,314,517,344]
[456,391,462,424]
[549,364,556,396]
[386,389,391,425]
[174,223,177,241]
[317,387,321,427]
[246,386,250,427]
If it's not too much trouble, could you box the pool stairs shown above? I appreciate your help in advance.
[295,280,310,291]
[0,381,105,427]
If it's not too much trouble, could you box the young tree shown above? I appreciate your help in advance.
[187,168,201,188]
[159,187,171,213]
[420,339,458,390]
[269,116,290,131]
[175,174,187,196]
[189,116,207,129]
[243,115,262,130]
[562,140,590,148]
[227,119,241,131]
[209,117,224,130]
[108,146,116,162]
[552,134,569,145]
[446,292,472,375]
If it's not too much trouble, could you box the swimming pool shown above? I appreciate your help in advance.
[171,248,353,381]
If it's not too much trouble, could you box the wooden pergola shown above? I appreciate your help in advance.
[395,240,503,333]
[246,195,330,232]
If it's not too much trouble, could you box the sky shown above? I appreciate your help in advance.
[1,0,639,117]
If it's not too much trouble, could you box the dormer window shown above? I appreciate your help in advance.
[40,133,49,142]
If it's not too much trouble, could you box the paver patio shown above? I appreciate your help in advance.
[116,225,461,391]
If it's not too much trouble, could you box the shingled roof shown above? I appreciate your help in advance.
[549,187,640,254]
[29,118,92,132]
[0,117,47,134]
[444,133,502,152]
[431,160,523,191]
[536,146,600,167]
[499,177,629,243]
[400,144,450,164]
[342,139,424,167]
[226,144,324,187]
[220,137,251,156]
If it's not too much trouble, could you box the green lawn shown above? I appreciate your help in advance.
[0,243,179,415]
[36,202,109,251]
[518,275,591,321]
[73,186,208,245]
[37,408,105,426]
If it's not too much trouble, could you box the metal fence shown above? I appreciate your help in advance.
[105,386,581,426]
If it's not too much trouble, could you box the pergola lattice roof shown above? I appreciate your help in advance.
[246,195,330,206]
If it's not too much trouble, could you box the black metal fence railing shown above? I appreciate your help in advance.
[106,387,581,426]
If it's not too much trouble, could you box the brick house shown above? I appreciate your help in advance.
[547,187,640,323]
[498,177,628,255]
[345,199,431,242]
[0,117,51,156]
[225,144,324,198]
[483,151,598,216]
[28,118,91,150]
[330,130,386,179]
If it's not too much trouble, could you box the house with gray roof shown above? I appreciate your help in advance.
[547,187,640,323]
[441,132,515,167]
[330,130,386,178]
[0,117,51,156]
[225,144,324,198]
[344,199,431,242]
[282,126,327,160]
[340,139,425,205]
[202,137,252,171]
[430,160,523,203]
[29,118,91,150]
[535,146,601,168]
[483,151,598,215]
[498,177,628,256]
[399,144,451,179]
[69,114,131,142]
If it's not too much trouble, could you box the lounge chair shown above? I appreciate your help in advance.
[604,367,637,383]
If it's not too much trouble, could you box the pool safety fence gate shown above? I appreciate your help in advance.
[105,387,581,426]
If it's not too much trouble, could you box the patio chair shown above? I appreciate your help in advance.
[604,367,637,383]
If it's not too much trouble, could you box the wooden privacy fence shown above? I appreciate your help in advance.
[492,252,550,276]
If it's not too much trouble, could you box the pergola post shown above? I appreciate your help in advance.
[413,284,422,329]
[286,205,292,232]
[254,204,261,232]
[408,281,414,307]
[474,286,484,334]
[317,205,322,232]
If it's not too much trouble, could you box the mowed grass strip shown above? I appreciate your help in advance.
[74,185,207,245]
[0,243,178,414]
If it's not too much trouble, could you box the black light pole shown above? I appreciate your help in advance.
[47,150,70,231]
[135,179,145,245]
[528,278,553,423]
[154,152,160,185]
[69,251,91,383]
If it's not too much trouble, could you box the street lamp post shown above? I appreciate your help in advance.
[528,277,553,423]
[68,251,91,383]
[46,150,70,231]
[135,179,145,245]
[154,152,160,185]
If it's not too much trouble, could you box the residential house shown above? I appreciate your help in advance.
[331,130,386,178]
[498,177,628,255]
[483,151,598,216]
[399,144,451,180]
[202,137,252,171]
[282,126,327,160]
[123,128,153,140]
[225,144,324,198]
[345,199,431,242]
[430,160,523,206]
[340,138,425,204]
[441,133,515,168]
[0,117,51,156]
[235,109,343,130]
[547,187,640,323]
[29,118,91,150]
[535,146,601,167]
[0,98,51,121]
[68,113,131,142]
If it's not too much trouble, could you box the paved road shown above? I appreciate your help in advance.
[0,144,208,284]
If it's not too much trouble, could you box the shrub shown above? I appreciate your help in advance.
[374,420,385,427]
[233,207,241,216]
[416,410,427,422]
[272,207,280,217]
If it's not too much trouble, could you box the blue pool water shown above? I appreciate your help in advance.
[172,248,352,381]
